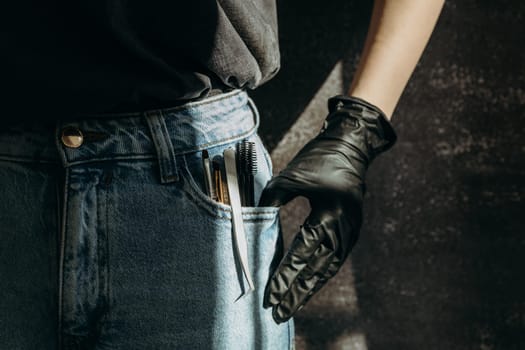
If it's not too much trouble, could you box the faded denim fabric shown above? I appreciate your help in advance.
[0,90,294,349]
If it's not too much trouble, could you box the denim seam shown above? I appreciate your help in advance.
[61,154,156,167]
[171,118,258,156]
[55,170,61,347]
[57,103,257,167]
[246,96,261,130]
[158,109,179,182]
[58,125,257,166]
[59,119,255,167]
[288,320,295,350]
[145,110,179,183]
[99,178,110,323]
[255,134,274,176]
[106,180,112,327]
[100,180,111,338]
[57,167,70,349]
[182,171,279,222]
[159,89,245,114]
[72,89,245,120]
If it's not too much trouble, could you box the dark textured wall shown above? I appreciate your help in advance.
[251,1,525,349]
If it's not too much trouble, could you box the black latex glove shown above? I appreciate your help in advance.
[259,95,397,324]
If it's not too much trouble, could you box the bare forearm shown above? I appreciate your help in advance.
[348,0,445,119]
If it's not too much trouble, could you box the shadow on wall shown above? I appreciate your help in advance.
[252,0,525,349]
[252,1,373,348]
[251,0,373,151]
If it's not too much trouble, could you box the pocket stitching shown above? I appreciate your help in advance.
[178,153,279,222]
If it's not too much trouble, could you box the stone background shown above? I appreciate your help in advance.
[251,0,525,349]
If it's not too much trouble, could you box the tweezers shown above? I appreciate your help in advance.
[223,147,255,298]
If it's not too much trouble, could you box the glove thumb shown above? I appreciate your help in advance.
[258,176,296,207]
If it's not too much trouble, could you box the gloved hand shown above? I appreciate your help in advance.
[259,95,397,324]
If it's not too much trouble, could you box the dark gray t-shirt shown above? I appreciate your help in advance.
[2,1,280,122]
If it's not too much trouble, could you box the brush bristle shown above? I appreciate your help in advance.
[247,142,257,174]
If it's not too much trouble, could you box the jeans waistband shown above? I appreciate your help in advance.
[0,90,259,183]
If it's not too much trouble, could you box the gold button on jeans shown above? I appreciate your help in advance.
[61,126,83,148]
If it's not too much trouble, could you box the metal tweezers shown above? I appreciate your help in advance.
[223,147,255,298]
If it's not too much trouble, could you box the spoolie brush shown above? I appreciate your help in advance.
[245,141,257,206]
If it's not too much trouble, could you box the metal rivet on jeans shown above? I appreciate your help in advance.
[61,126,84,148]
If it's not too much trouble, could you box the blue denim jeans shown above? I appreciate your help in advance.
[0,90,294,349]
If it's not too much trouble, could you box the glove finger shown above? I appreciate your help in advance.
[272,243,336,324]
[263,223,325,308]
[258,175,299,207]
[277,259,340,322]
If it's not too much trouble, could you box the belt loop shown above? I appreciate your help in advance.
[144,110,179,183]
[246,96,260,131]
